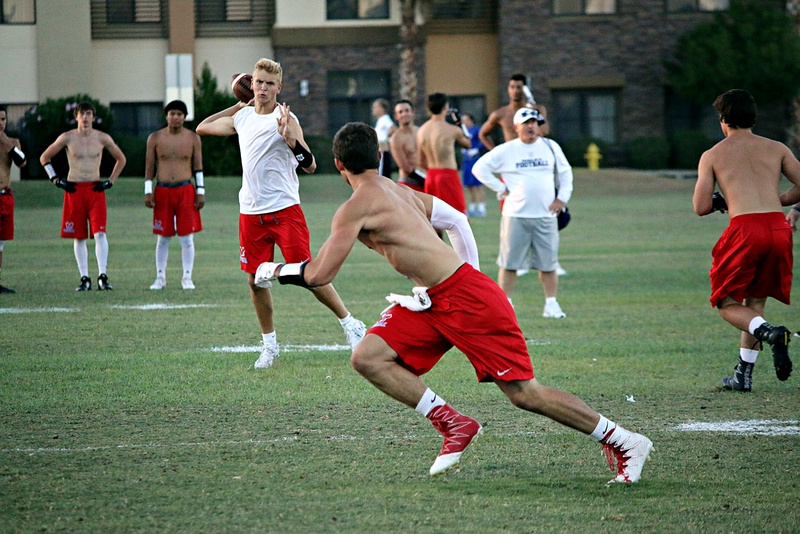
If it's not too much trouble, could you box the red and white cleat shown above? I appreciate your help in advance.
[601,426,653,483]
[428,404,483,476]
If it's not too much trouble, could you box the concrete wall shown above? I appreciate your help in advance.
[0,25,38,103]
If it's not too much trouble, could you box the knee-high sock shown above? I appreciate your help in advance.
[94,232,109,274]
[155,235,171,278]
[74,239,89,277]
[179,234,194,279]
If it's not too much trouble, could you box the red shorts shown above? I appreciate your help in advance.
[239,204,312,274]
[709,212,793,307]
[424,168,467,214]
[153,181,202,237]
[0,189,14,241]
[367,264,534,383]
[60,182,107,239]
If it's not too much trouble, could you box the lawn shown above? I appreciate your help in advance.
[1,170,798,533]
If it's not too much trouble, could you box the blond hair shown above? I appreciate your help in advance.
[254,58,282,83]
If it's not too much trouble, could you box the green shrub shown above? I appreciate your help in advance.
[560,137,611,168]
[116,135,147,178]
[305,135,336,174]
[627,136,671,169]
[670,130,714,169]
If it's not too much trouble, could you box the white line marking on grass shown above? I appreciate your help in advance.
[108,304,218,311]
[211,344,350,353]
[677,419,800,436]
[0,307,79,314]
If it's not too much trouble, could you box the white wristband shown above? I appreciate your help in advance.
[144,180,153,195]
[196,187,205,195]
[44,163,58,180]
[194,170,204,188]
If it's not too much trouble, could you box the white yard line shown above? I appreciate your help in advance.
[211,344,350,353]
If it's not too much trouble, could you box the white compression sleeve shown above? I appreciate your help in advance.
[94,232,109,274]
[179,234,195,278]
[74,239,89,277]
[429,197,480,270]
[155,235,171,277]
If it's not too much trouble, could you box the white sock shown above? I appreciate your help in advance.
[740,348,759,364]
[415,388,446,417]
[94,232,109,274]
[74,239,89,277]
[545,296,557,305]
[338,313,354,326]
[179,234,195,279]
[590,414,615,441]
[155,235,171,278]
[262,331,277,344]
[748,317,766,335]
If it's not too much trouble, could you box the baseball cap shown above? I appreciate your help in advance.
[513,107,545,125]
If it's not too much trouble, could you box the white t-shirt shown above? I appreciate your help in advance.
[472,137,573,219]
[233,106,301,215]
[374,114,395,148]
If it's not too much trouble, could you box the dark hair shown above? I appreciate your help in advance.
[427,92,448,114]
[462,112,475,121]
[395,98,414,110]
[164,100,188,115]
[0,104,6,114]
[713,89,756,129]
[74,102,96,117]
[373,98,390,112]
[510,73,527,83]
[332,122,381,174]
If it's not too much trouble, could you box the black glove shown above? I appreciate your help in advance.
[53,178,76,193]
[711,192,728,214]
[449,107,461,125]
[93,180,113,192]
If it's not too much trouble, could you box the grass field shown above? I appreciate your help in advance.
[1,170,798,533]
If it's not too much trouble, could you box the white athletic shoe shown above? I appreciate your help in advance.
[542,300,566,318]
[601,427,653,483]
[342,318,367,350]
[181,277,195,290]
[254,340,279,369]
[149,277,166,290]
[556,266,568,276]
[517,269,530,277]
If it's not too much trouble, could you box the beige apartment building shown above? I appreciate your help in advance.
[0,0,788,175]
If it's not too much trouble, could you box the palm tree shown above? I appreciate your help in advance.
[398,0,422,103]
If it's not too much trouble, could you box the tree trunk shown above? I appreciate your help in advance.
[399,0,420,104]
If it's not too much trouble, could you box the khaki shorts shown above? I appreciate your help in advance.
[497,215,559,272]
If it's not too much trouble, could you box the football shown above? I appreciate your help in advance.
[231,73,254,103]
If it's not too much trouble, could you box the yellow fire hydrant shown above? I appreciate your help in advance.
[584,143,602,170]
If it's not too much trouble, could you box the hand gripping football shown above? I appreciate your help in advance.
[231,73,254,103]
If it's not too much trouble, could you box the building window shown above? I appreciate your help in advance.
[429,0,495,19]
[327,0,389,20]
[195,0,273,37]
[666,0,728,12]
[553,0,616,15]
[327,70,391,137]
[197,0,253,23]
[552,89,619,143]
[106,0,161,23]
[1,0,35,23]
[91,0,167,38]
[664,87,723,141]
[110,102,164,138]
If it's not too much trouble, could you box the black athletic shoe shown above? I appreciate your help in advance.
[97,273,113,291]
[722,358,753,392]
[76,276,92,291]
[0,284,16,294]
[754,323,792,381]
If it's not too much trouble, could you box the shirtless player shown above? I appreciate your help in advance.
[0,105,27,293]
[694,89,800,392]
[389,99,425,192]
[40,102,126,291]
[417,93,471,216]
[145,100,204,290]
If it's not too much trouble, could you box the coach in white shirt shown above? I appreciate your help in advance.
[472,107,573,319]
